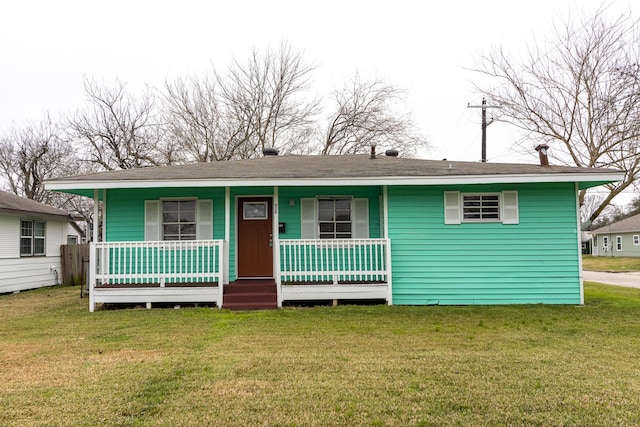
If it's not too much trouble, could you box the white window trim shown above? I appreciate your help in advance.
[633,235,639,246]
[20,219,46,257]
[444,191,518,225]
[616,236,622,251]
[602,236,609,251]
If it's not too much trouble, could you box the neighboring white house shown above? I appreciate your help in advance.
[0,190,81,294]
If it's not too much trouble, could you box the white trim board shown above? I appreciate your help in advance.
[46,172,624,192]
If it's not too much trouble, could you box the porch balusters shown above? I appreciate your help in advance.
[279,239,390,285]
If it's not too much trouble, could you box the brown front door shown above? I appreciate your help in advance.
[237,197,273,278]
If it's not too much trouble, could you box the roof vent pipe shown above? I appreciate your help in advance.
[370,145,377,159]
[535,144,550,166]
[263,147,279,156]
[385,149,399,157]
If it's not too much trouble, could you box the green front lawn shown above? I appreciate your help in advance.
[583,254,640,271]
[1,285,639,426]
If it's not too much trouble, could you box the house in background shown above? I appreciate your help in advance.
[45,149,622,311]
[591,213,640,257]
[0,190,81,294]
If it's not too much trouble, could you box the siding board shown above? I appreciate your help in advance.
[388,183,580,305]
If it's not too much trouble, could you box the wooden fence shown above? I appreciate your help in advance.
[60,244,90,287]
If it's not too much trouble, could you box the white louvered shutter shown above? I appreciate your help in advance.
[300,198,317,239]
[353,198,369,238]
[145,200,161,241]
[502,191,519,224]
[444,191,461,224]
[197,199,213,239]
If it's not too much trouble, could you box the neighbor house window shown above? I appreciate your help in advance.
[318,198,352,239]
[162,200,196,240]
[616,236,622,251]
[67,235,78,245]
[603,236,609,251]
[634,235,639,246]
[20,220,46,256]
[462,193,500,222]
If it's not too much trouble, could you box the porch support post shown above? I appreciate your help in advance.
[273,186,282,307]
[224,187,230,285]
[93,189,100,243]
[89,189,101,312]
[383,185,392,305]
[88,242,96,312]
[576,182,584,305]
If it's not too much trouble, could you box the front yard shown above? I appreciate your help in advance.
[1,284,639,426]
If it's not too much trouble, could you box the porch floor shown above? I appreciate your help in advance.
[223,279,278,311]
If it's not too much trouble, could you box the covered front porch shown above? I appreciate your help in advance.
[88,238,391,311]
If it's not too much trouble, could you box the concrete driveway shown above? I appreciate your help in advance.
[583,270,640,289]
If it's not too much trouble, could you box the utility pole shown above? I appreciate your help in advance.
[467,98,501,162]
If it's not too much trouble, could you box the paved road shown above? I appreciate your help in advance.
[583,270,640,289]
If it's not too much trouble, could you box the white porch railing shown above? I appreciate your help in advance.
[279,238,391,285]
[89,240,224,311]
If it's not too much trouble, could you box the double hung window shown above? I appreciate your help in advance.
[144,199,213,241]
[318,198,352,239]
[20,220,46,256]
[162,200,197,241]
[300,197,369,239]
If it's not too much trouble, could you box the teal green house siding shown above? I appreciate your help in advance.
[103,183,582,304]
[388,183,581,305]
[105,187,226,241]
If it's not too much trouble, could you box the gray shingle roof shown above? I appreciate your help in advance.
[49,154,618,182]
[591,213,640,234]
[0,190,70,218]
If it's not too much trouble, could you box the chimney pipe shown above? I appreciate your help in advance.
[535,144,549,166]
[370,145,376,159]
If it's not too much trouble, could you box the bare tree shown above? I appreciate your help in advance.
[162,74,223,163]
[0,116,77,203]
[216,43,320,156]
[67,78,167,170]
[472,6,640,224]
[320,74,429,156]
[580,193,605,227]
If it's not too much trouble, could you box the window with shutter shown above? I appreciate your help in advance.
[445,191,519,225]
[300,197,369,239]
[145,199,213,241]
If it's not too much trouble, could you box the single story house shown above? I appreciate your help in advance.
[0,190,81,294]
[45,149,622,311]
[591,213,640,257]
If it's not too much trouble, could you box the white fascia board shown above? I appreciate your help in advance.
[45,171,625,191]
